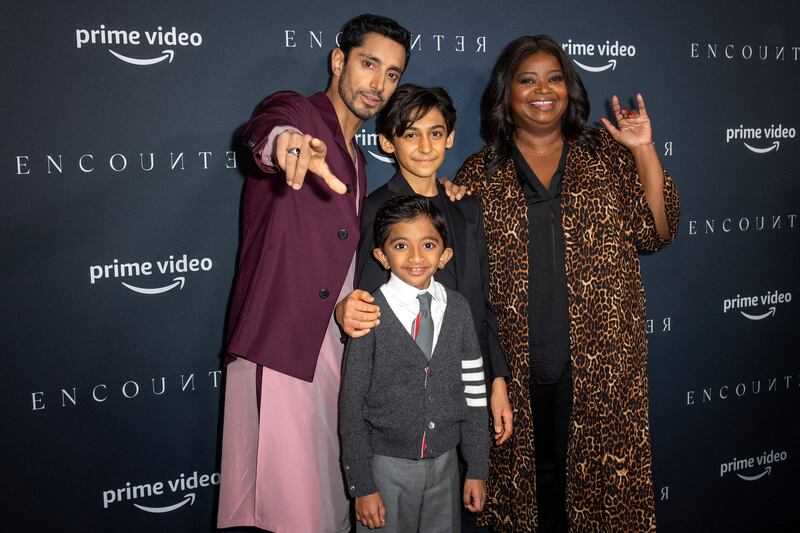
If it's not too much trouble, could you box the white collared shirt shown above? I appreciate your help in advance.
[379,273,447,353]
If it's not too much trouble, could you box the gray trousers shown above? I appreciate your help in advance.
[357,448,461,533]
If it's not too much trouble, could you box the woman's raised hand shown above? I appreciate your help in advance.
[601,93,653,151]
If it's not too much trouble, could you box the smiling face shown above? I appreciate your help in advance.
[379,107,454,183]
[332,32,407,121]
[510,51,569,135]
[373,216,453,290]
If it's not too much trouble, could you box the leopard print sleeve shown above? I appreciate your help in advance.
[602,129,681,253]
[454,147,491,194]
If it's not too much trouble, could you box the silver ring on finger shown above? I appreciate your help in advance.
[287,147,301,157]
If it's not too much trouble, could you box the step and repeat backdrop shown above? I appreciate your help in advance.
[2,1,798,531]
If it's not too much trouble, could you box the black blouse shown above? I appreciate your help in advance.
[512,144,571,385]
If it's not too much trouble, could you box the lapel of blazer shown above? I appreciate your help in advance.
[310,92,364,215]
[435,180,466,283]
[386,172,412,195]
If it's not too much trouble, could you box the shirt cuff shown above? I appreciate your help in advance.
[256,125,302,173]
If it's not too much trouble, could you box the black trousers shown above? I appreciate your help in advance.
[530,372,573,533]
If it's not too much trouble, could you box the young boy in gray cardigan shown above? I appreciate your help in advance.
[340,195,490,532]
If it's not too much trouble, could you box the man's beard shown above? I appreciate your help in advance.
[338,72,384,121]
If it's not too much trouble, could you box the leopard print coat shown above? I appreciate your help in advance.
[456,129,680,532]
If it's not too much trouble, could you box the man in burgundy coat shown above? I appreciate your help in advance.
[217,15,411,533]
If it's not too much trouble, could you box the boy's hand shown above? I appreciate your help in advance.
[490,377,513,445]
[335,290,380,338]
[355,492,387,529]
[439,177,471,201]
[463,478,487,513]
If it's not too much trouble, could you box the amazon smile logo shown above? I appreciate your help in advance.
[723,290,792,321]
[720,450,788,482]
[355,128,393,164]
[562,39,637,73]
[102,470,219,512]
[89,254,214,295]
[75,25,203,66]
[725,124,795,154]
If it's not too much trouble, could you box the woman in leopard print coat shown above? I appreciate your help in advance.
[455,35,680,532]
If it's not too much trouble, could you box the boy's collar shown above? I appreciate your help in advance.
[385,272,445,304]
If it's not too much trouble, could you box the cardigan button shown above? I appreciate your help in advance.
[428,421,435,429]
[345,184,353,193]
[319,288,330,299]
[338,229,349,240]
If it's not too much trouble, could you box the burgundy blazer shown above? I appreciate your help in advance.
[226,91,367,381]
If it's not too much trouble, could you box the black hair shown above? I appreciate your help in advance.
[375,84,456,139]
[373,195,448,249]
[338,14,411,68]
[480,34,600,176]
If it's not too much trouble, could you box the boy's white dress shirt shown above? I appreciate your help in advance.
[379,272,447,352]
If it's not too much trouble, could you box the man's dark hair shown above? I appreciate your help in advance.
[339,14,412,67]
[375,84,456,139]
[374,195,448,249]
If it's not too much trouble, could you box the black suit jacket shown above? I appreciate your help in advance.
[355,172,508,381]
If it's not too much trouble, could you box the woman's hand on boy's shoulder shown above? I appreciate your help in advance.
[355,492,386,529]
[335,290,381,338]
[439,177,472,202]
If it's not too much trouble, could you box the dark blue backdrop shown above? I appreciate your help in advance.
[2,1,798,531]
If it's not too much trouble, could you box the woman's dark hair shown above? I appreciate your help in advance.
[374,195,448,249]
[375,84,457,139]
[480,34,599,175]
[339,14,412,68]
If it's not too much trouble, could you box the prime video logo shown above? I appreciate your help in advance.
[561,39,637,73]
[354,129,393,164]
[102,470,219,513]
[725,123,795,154]
[88,254,214,295]
[720,450,788,481]
[75,25,203,66]
[722,289,792,320]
